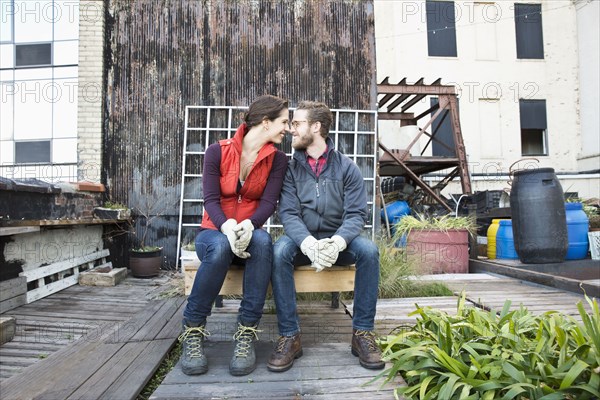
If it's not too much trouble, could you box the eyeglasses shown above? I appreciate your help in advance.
[290,120,308,129]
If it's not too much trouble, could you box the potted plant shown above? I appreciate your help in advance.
[127,199,169,278]
[180,241,199,262]
[393,213,477,274]
[94,201,131,220]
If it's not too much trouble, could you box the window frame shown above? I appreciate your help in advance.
[15,139,52,164]
[514,3,544,60]
[15,42,53,68]
[519,99,548,156]
[425,0,458,58]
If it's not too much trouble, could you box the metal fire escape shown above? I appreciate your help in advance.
[377,78,472,212]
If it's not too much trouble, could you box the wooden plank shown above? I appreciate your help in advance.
[129,298,185,342]
[0,329,122,400]
[66,341,158,400]
[294,269,355,292]
[153,340,401,399]
[20,249,109,282]
[155,300,187,340]
[0,277,28,313]
[5,309,133,321]
[104,300,168,344]
[0,277,27,299]
[0,226,40,236]
[0,317,16,345]
[185,263,357,295]
[98,338,174,400]
[26,274,79,303]
[0,295,27,314]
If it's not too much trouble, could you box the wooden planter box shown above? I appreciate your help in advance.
[406,229,469,274]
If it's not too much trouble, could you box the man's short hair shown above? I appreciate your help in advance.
[296,101,333,138]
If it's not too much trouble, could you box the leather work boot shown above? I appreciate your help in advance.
[351,329,385,370]
[229,323,261,376]
[178,322,210,375]
[267,333,303,372]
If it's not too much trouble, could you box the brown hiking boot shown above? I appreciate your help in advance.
[351,329,385,370]
[267,333,303,372]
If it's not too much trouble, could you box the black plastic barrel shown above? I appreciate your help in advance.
[510,168,568,263]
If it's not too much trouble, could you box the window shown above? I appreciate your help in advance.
[519,99,547,156]
[15,43,52,67]
[15,140,51,163]
[430,97,456,156]
[514,3,544,59]
[426,0,457,57]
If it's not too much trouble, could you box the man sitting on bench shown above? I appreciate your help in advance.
[268,101,384,373]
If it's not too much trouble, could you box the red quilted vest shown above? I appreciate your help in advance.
[200,124,276,230]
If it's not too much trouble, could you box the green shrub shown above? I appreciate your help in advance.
[378,238,453,298]
[375,293,600,399]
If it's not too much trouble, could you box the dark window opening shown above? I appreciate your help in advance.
[521,129,546,156]
[519,99,547,156]
[430,97,456,157]
[426,0,457,57]
[15,43,52,67]
[514,3,544,59]
[15,141,51,163]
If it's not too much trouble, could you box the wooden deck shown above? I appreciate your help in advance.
[0,272,595,399]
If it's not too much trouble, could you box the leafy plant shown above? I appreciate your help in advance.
[375,292,600,399]
[103,201,128,209]
[181,242,195,251]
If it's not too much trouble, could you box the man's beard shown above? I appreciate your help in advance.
[292,133,314,150]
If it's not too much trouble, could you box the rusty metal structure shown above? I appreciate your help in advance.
[104,0,377,267]
[377,78,472,212]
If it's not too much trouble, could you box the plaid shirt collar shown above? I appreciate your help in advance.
[306,145,328,178]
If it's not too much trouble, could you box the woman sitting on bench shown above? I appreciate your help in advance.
[179,95,289,377]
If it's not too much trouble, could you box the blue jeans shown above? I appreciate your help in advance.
[272,235,379,336]
[183,228,273,326]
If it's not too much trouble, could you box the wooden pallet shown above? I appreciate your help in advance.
[20,249,112,303]
[0,277,27,313]
[183,260,356,296]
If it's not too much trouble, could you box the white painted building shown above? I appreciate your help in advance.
[374,0,599,199]
[575,0,599,174]
[0,0,103,183]
[1,0,597,198]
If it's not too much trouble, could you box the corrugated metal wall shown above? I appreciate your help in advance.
[105,0,377,268]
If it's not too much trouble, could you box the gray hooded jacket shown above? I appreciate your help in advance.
[278,137,368,247]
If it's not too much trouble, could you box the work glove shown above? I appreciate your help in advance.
[221,219,250,259]
[234,219,254,252]
[300,236,333,272]
[317,235,347,265]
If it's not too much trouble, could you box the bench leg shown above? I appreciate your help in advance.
[330,292,340,309]
[214,295,224,308]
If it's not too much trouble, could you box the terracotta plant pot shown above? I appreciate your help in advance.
[406,229,469,274]
[129,248,162,278]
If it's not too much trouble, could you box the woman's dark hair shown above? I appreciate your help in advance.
[296,100,333,138]
[244,95,288,127]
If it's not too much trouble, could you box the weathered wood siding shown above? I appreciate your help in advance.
[105,0,376,267]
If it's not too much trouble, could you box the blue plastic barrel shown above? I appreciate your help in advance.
[381,200,410,224]
[497,220,519,259]
[565,202,589,260]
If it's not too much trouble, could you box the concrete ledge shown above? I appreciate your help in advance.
[79,267,128,287]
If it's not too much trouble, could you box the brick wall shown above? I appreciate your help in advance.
[77,1,106,183]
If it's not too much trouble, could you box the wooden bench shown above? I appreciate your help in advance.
[183,260,356,308]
